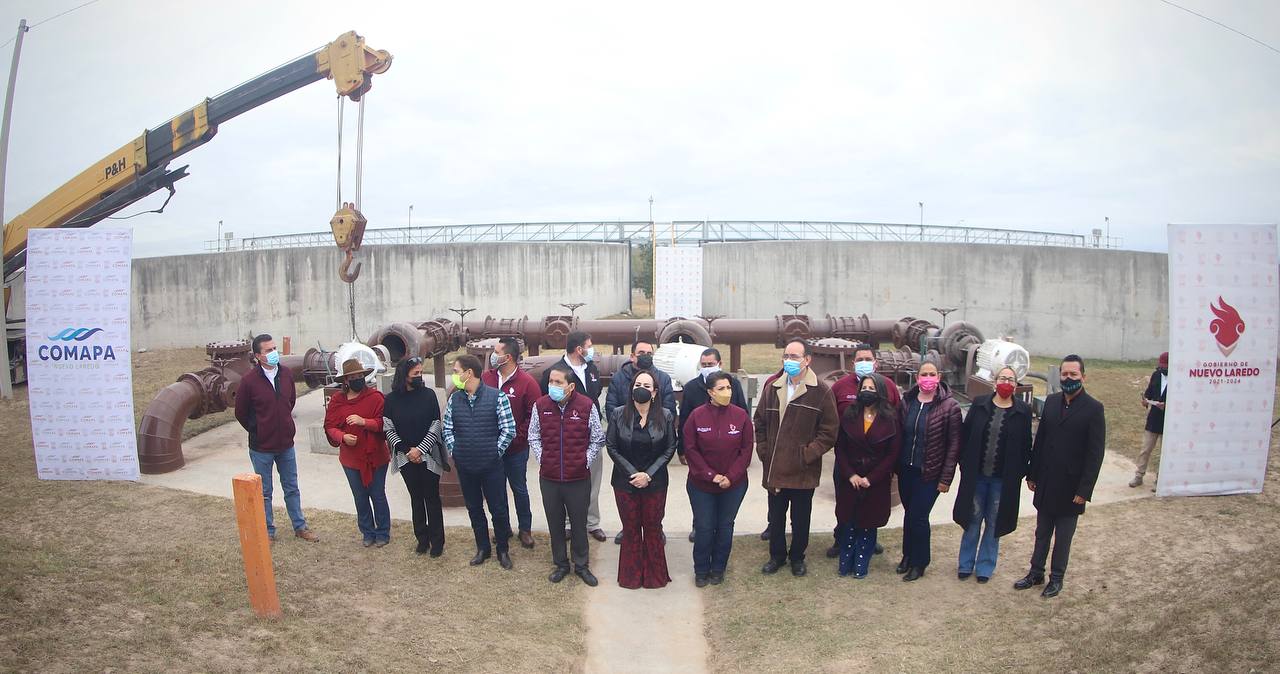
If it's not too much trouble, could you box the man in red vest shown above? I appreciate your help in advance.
[529,363,605,586]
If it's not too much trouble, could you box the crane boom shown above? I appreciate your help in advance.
[1,30,390,278]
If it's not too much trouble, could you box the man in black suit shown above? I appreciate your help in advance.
[538,331,608,541]
[1131,352,1167,488]
[1015,354,1106,599]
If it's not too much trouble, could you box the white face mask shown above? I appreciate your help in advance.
[699,366,720,379]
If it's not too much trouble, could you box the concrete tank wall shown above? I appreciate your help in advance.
[132,242,631,349]
[702,241,1167,360]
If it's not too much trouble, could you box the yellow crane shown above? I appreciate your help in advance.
[2,30,392,383]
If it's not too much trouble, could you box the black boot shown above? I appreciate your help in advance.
[1013,572,1045,590]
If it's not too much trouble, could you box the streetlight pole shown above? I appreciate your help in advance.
[408,204,413,243]
[217,220,223,252]
[648,196,655,306]
[1,19,31,399]
[1104,216,1110,248]
[918,202,924,241]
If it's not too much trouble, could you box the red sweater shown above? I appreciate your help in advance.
[682,403,753,493]
[324,387,388,486]
[482,367,541,455]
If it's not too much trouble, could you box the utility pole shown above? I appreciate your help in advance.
[408,204,413,243]
[918,201,924,241]
[217,220,223,252]
[1105,216,1110,248]
[649,196,655,305]
[0,19,30,400]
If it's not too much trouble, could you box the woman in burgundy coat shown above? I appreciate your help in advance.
[834,374,902,578]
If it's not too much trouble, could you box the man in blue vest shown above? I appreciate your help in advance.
[444,354,517,569]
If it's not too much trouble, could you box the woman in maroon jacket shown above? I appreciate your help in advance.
[895,359,963,581]
[834,373,901,578]
[683,372,754,587]
[325,358,391,547]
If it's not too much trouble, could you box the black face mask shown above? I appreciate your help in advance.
[636,354,654,371]
[857,390,880,407]
[1157,367,1168,375]
[348,378,367,392]
[409,376,425,390]
[631,387,653,404]
[1059,378,1082,394]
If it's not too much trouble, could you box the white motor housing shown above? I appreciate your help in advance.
[974,339,1030,381]
[331,341,387,382]
[652,342,714,391]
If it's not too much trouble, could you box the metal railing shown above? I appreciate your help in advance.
[204,220,1123,252]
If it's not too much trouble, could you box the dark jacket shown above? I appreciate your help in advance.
[753,368,839,490]
[234,364,297,452]
[678,372,747,454]
[606,405,677,493]
[952,394,1033,537]
[445,384,507,473]
[1030,391,1107,516]
[1143,368,1167,434]
[834,406,901,529]
[899,382,963,486]
[682,402,753,493]
[540,356,602,415]
[605,362,677,419]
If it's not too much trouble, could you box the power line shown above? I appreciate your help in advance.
[1156,0,1280,56]
[0,0,104,49]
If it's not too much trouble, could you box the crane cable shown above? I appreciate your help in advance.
[335,96,367,340]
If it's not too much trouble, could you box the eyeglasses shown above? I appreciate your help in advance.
[995,376,1016,383]
[405,356,423,366]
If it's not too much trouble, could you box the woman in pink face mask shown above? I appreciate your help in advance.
[895,359,962,582]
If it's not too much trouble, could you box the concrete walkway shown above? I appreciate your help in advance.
[142,389,1148,674]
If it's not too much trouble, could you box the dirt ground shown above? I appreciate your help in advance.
[702,360,1280,672]
[0,348,586,673]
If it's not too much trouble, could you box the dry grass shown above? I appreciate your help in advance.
[0,350,585,673]
[703,360,1280,672]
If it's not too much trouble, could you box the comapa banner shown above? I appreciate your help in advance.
[25,228,138,481]
[1160,224,1278,496]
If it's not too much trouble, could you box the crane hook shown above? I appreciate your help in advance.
[338,249,362,283]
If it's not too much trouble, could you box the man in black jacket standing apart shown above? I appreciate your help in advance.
[1015,354,1105,599]
[539,331,608,541]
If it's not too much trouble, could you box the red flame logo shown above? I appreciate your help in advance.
[1209,296,1245,356]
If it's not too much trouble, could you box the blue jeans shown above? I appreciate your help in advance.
[343,465,391,543]
[503,449,533,533]
[248,447,307,537]
[458,463,512,553]
[898,465,941,570]
[687,479,748,576]
[958,475,1003,577]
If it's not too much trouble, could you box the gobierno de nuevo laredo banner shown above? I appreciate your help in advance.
[1161,224,1278,496]
[25,229,137,481]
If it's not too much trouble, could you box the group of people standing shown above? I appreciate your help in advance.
[235,330,1108,598]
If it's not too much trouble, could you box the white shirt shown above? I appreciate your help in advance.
[1160,373,1167,395]
[261,364,279,391]
[564,355,588,389]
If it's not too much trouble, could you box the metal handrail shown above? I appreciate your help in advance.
[204,220,1122,252]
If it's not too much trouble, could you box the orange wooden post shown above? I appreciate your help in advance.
[232,473,283,619]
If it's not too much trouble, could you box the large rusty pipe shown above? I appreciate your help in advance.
[139,342,320,475]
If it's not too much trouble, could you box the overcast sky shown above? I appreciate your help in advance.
[1,0,1277,258]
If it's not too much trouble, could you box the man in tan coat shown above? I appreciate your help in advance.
[753,339,839,577]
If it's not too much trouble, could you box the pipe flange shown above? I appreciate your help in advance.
[658,318,712,346]
[541,316,577,350]
[206,340,251,362]
[776,315,811,347]
[804,337,860,355]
